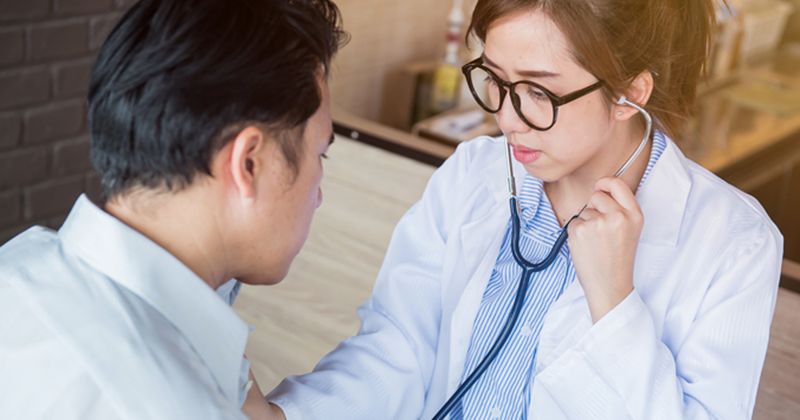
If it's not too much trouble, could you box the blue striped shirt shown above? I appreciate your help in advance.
[453,132,668,419]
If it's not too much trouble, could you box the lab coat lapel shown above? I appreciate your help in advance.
[628,138,692,331]
[451,150,525,304]
[636,138,691,247]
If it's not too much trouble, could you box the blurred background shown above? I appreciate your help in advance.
[0,0,799,417]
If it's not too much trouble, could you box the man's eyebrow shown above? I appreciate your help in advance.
[482,53,560,79]
[328,131,335,145]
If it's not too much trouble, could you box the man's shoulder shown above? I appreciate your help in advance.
[0,228,236,418]
[1,225,158,350]
[0,228,122,418]
[0,226,197,372]
[0,225,99,306]
[0,227,185,354]
[0,279,120,418]
[0,225,61,269]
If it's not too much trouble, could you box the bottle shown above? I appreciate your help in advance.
[430,0,464,115]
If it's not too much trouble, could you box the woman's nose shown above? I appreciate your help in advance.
[494,93,530,135]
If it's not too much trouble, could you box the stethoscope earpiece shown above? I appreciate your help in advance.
[611,95,653,177]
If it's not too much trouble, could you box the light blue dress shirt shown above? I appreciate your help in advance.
[0,195,250,419]
[456,132,668,419]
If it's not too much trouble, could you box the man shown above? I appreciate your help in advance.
[0,0,345,418]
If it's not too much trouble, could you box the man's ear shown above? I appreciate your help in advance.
[613,70,654,121]
[229,126,268,199]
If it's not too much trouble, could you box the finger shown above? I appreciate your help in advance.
[566,217,583,237]
[587,190,620,214]
[578,207,601,221]
[594,177,638,212]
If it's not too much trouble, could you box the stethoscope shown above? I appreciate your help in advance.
[431,96,653,420]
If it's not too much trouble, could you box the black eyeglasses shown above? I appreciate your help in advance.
[462,57,604,131]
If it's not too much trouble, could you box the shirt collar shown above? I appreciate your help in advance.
[518,176,562,240]
[58,195,250,403]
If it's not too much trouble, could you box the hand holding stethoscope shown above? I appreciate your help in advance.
[567,174,644,323]
[565,95,650,323]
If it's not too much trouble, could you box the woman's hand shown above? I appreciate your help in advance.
[567,177,644,323]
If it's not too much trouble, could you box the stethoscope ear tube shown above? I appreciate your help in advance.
[613,96,653,178]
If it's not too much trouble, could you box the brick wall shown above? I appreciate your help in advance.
[0,0,133,244]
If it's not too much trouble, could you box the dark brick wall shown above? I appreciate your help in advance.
[0,0,133,244]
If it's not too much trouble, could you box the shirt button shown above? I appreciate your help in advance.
[521,325,534,337]
[490,406,502,419]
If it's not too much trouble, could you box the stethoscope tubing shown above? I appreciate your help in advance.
[431,198,558,420]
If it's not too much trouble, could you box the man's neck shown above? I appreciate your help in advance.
[104,188,230,290]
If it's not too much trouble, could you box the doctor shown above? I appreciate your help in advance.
[0,0,344,418]
[268,0,783,419]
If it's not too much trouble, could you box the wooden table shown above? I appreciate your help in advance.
[234,136,799,418]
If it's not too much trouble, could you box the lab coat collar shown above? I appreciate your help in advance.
[635,136,691,247]
[484,134,690,247]
[58,195,250,404]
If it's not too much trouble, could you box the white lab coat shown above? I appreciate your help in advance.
[269,135,783,419]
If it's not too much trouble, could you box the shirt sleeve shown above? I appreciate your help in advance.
[533,222,783,419]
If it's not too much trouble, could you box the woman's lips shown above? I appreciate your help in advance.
[512,144,542,164]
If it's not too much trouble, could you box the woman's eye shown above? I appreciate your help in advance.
[526,86,549,101]
[321,153,329,160]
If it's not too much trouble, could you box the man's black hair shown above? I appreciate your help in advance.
[88,0,347,198]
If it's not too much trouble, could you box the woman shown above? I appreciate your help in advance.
[269,1,783,418]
